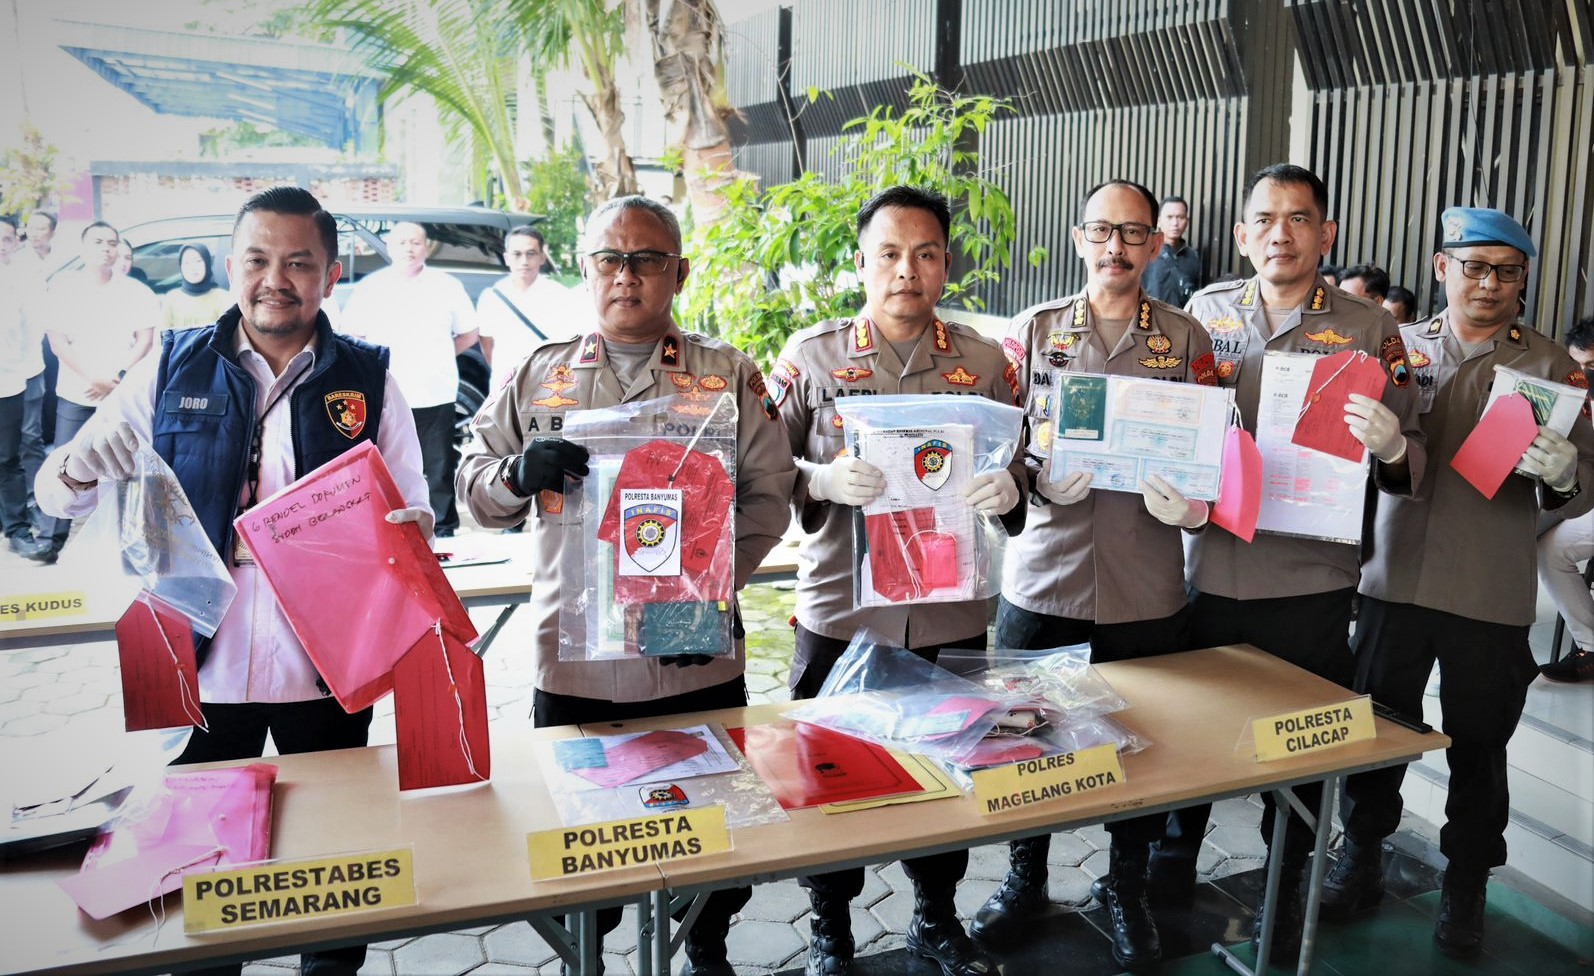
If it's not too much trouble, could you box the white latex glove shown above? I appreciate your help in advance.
[964,469,1021,515]
[1141,474,1209,528]
[1518,428,1579,492]
[386,506,436,542]
[1345,393,1406,463]
[807,455,885,506]
[1040,470,1093,505]
[63,421,140,483]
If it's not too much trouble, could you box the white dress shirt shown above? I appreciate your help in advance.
[36,326,430,703]
[339,266,475,408]
[476,275,589,392]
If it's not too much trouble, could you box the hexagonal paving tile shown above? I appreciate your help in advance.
[724,918,805,969]
[3,712,69,735]
[43,691,109,716]
[392,932,486,976]
[742,879,811,924]
[484,922,559,967]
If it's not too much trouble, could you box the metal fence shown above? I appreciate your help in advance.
[723,0,1594,333]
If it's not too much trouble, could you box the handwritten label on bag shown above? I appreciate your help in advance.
[183,848,416,934]
[1252,697,1375,762]
[972,744,1124,815]
[527,807,729,880]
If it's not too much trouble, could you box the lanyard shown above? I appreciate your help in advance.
[242,362,312,510]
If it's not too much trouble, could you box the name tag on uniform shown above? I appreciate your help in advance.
[161,390,230,417]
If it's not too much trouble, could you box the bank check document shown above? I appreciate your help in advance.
[1046,372,1231,500]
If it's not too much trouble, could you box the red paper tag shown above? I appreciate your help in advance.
[1450,393,1540,499]
[1212,427,1263,543]
[115,591,204,732]
[1290,350,1389,462]
[728,724,923,809]
[393,627,491,791]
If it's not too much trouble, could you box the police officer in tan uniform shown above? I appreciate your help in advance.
[972,179,1218,971]
[458,195,795,976]
[1322,208,1594,957]
[770,186,1017,976]
[1156,164,1426,959]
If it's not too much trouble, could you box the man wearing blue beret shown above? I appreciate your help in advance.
[1322,207,1594,957]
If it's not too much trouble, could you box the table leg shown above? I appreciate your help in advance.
[578,909,600,974]
[529,913,578,972]
[652,889,672,975]
[1296,775,1339,976]
[1211,783,1293,976]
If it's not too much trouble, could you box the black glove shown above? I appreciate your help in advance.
[509,437,589,496]
[659,654,716,668]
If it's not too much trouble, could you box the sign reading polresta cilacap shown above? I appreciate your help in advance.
[182,849,416,934]
[1251,697,1376,762]
[527,807,730,880]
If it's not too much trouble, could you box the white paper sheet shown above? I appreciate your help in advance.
[1253,352,1367,544]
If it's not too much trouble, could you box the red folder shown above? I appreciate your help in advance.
[1291,350,1389,462]
[1212,426,1263,543]
[596,440,736,604]
[1451,393,1541,499]
[233,442,477,713]
[115,591,204,732]
[864,507,944,602]
[57,764,276,920]
[393,626,491,791]
[728,724,922,809]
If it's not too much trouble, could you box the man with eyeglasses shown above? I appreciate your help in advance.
[1161,163,1423,960]
[457,195,795,976]
[972,180,1217,971]
[769,185,1022,976]
[1325,208,1594,958]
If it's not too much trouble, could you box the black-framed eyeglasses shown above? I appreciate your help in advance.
[586,249,681,277]
[1446,254,1527,283]
[1079,221,1154,245]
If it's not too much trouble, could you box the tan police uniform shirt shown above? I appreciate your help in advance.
[771,316,1025,656]
[458,324,796,701]
[1001,292,1218,624]
[1184,275,1427,600]
[1359,313,1594,626]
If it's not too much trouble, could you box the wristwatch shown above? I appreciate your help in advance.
[58,455,97,492]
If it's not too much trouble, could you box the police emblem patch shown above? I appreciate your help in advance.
[660,335,681,367]
[1191,352,1218,386]
[830,366,874,383]
[670,372,696,390]
[1003,337,1026,365]
[1208,315,1243,334]
[621,494,681,575]
[1380,336,1411,387]
[942,367,978,386]
[748,371,779,420]
[914,440,954,491]
[1305,328,1353,346]
[933,320,951,351]
[324,391,367,439]
[1147,334,1172,355]
[1408,349,1432,368]
[1138,355,1182,370]
[699,374,728,391]
[641,784,689,809]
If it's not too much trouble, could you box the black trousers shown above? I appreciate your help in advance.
[793,624,985,898]
[45,399,95,545]
[994,599,1188,850]
[411,402,458,533]
[1153,588,1357,876]
[0,389,29,539]
[533,679,754,939]
[1339,597,1537,878]
[176,698,375,976]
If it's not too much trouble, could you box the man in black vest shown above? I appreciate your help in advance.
[35,187,430,976]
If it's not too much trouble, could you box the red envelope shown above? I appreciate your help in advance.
[58,764,276,920]
[729,723,922,809]
[116,591,204,732]
[1212,426,1263,543]
[234,442,478,713]
[1451,393,1540,498]
[864,507,946,602]
[596,440,736,604]
[393,627,491,791]
[1291,350,1389,462]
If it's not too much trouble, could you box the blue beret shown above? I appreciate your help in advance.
[1440,207,1536,259]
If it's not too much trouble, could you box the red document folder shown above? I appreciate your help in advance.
[1291,350,1389,462]
[1451,393,1541,499]
[728,724,923,809]
[393,626,491,792]
[596,439,736,604]
[57,764,276,920]
[116,591,204,732]
[234,442,478,713]
[1211,426,1263,543]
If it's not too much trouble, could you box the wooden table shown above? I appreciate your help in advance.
[588,646,1449,976]
[0,725,658,976]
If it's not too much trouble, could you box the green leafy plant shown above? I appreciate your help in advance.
[520,144,589,272]
[0,122,74,216]
[679,71,1046,365]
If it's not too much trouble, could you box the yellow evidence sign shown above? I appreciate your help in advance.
[527,806,730,881]
[183,848,416,934]
[972,743,1125,815]
[0,592,88,621]
[1252,697,1375,762]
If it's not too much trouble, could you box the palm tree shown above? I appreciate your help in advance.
[637,0,739,220]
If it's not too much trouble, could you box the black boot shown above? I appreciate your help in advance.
[1095,843,1161,971]
[1434,870,1488,959]
[1249,859,1305,962]
[681,908,735,976]
[970,834,1050,947]
[805,892,854,976]
[1319,838,1384,919]
[905,881,995,976]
